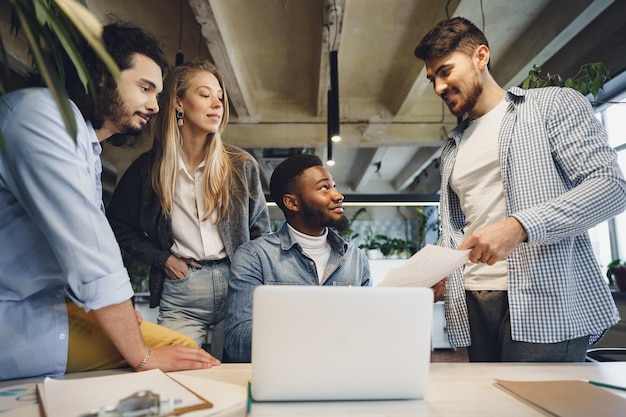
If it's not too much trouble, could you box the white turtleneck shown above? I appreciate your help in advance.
[287,223,331,283]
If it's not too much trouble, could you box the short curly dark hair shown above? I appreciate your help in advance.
[269,154,323,211]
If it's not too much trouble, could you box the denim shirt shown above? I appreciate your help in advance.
[224,222,371,362]
[0,88,133,379]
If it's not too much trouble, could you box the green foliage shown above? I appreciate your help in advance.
[357,207,439,258]
[521,62,610,99]
[414,206,439,247]
[337,207,366,242]
[387,237,409,257]
[360,233,411,258]
[607,258,626,288]
[270,219,283,232]
[376,234,393,257]
[121,250,150,293]
[0,0,120,144]
[359,226,383,250]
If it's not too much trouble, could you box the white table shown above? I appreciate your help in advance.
[3,362,626,416]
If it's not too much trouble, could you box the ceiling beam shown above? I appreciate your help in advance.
[393,146,441,191]
[222,122,447,149]
[350,147,388,192]
[541,1,626,91]
[495,0,614,88]
[411,158,442,194]
[187,0,253,118]
[316,0,345,117]
[392,0,462,117]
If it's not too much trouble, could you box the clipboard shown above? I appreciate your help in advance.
[36,369,213,417]
[494,379,626,417]
[166,373,214,415]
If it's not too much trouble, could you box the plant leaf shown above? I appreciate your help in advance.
[45,6,91,91]
[520,61,610,100]
[53,0,120,82]
[13,1,77,139]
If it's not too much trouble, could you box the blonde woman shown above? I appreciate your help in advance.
[107,59,270,360]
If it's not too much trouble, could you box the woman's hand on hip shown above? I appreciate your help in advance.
[164,255,191,280]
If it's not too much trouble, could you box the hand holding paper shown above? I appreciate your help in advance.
[376,244,470,288]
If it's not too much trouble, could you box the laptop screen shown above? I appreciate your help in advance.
[250,286,433,401]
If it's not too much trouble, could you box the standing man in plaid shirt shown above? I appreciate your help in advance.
[414,17,626,362]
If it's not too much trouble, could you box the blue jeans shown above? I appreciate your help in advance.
[158,259,229,357]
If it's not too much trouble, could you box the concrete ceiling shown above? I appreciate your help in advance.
[3,0,626,200]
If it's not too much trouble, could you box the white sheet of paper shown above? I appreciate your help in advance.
[167,372,247,416]
[376,244,470,288]
[40,369,204,417]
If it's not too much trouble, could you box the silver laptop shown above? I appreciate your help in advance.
[250,286,433,401]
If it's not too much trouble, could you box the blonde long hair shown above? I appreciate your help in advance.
[151,59,251,223]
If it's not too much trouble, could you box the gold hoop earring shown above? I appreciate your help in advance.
[176,110,184,127]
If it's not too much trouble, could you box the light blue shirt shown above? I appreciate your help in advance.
[439,86,626,347]
[225,222,371,362]
[0,88,133,380]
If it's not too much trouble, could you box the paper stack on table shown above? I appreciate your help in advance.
[376,244,470,288]
[37,369,213,417]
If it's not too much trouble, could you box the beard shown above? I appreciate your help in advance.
[300,200,350,232]
[98,86,144,138]
[448,74,483,117]
[328,214,350,231]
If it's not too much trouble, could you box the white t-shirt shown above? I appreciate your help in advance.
[449,99,509,290]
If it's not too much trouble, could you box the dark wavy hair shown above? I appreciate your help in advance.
[414,17,489,63]
[71,20,168,130]
[26,19,168,143]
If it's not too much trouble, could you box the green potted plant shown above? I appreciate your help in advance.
[387,237,407,259]
[607,259,626,291]
[377,234,393,258]
[337,207,366,242]
[520,62,610,100]
[359,227,383,259]
[414,206,440,249]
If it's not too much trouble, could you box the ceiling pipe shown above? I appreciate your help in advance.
[329,50,341,143]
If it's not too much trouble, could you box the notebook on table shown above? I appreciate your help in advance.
[250,285,434,401]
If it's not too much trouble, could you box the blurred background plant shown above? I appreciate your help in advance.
[337,207,366,242]
[607,258,626,291]
[0,0,119,145]
[359,226,382,250]
[521,62,610,99]
[121,250,149,293]
[414,206,439,249]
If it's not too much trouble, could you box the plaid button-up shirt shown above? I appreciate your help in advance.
[439,86,626,347]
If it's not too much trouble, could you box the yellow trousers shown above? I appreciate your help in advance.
[66,300,197,373]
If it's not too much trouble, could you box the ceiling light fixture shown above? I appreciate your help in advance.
[324,1,342,167]
[329,49,341,143]
[327,90,335,166]
[175,0,184,66]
